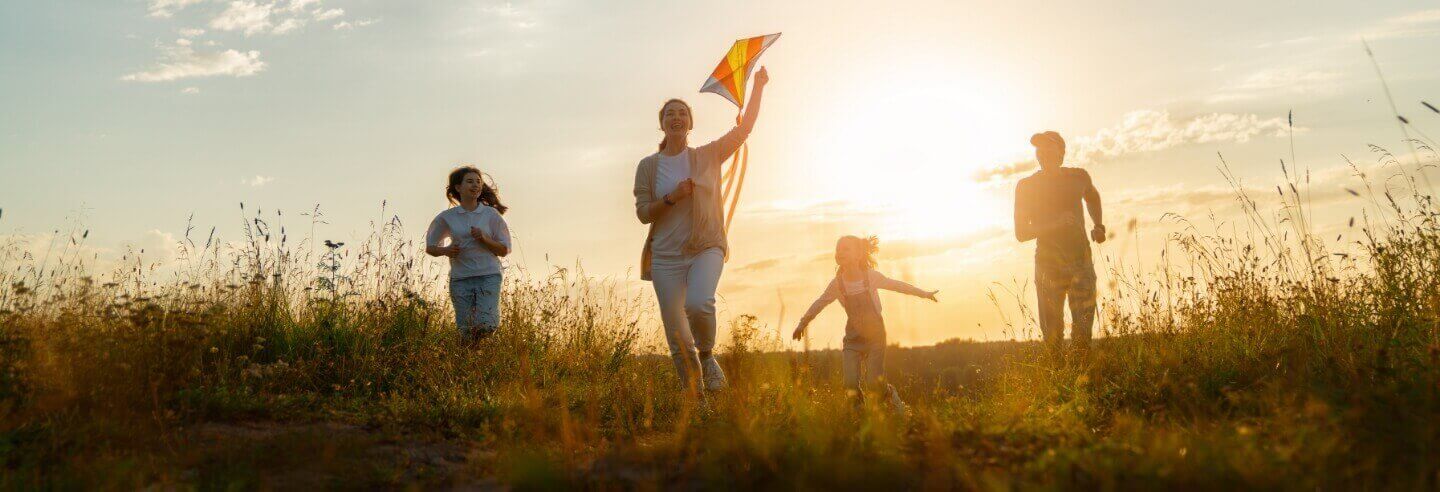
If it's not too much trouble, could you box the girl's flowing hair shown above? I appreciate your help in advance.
[445,165,508,214]
[657,98,692,151]
[838,235,880,272]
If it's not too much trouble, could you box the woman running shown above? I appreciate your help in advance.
[633,67,770,395]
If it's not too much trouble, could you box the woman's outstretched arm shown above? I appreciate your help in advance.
[701,67,770,162]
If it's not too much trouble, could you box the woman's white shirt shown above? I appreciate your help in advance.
[425,204,511,279]
[650,150,693,257]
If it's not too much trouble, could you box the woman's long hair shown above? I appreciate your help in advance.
[657,98,692,151]
[838,235,880,273]
[445,165,507,214]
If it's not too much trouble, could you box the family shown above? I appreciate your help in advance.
[422,67,1106,412]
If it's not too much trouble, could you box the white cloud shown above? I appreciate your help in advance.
[313,7,344,21]
[210,0,274,36]
[122,230,181,266]
[1356,8,1440,40]
[148,0,204,18]
[332,18,376,30]
[1208,68,1343,103]
[281,0,320,13]
[1072,110,1292,163]
[242,175,274,187]
[481,3,538,29]
[122,41,266,82]
[179,27,206,38]
[175,38,193,46]
[1254,36,1319,49]
[974,109,1295,181]
[181,86,200,94]
[273,17,306,34]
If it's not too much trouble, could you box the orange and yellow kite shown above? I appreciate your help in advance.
[699,33,781,109]
[700,33,780,234]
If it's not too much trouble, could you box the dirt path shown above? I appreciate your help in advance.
[177,421,507,490]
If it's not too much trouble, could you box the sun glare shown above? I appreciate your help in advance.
[808,73,1027,240]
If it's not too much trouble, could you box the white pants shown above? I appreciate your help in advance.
[650,247,724,388]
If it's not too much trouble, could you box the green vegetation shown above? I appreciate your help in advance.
[3,151,1439,489]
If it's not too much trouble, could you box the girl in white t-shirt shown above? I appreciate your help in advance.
[792,235,938,414]
[425,165,512,341]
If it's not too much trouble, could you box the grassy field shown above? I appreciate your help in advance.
[3,154,1440,490]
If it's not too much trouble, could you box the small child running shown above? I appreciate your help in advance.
[792,235,938,414]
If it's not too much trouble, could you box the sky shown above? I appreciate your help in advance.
[2,0,1439,349]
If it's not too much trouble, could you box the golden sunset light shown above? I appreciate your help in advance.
[3,0,1439,488]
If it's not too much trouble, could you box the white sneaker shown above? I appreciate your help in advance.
[701,356,728,391]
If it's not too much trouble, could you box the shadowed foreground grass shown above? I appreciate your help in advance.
[3,159,1440,489]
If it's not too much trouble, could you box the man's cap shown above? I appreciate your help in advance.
[1030,131,1065,150]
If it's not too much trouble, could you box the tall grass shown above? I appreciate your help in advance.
[2,141,1439,488]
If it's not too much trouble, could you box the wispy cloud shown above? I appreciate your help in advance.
[331,18,377,30]
[746,200,890,225]
[481,3,539,30]
[313,7,343,21]
[281,0,320,14]
[128,0,375,83]
[209,0,275,36]
[974,109,1294,182]
[1254,36,1320,49]
[1073,110,1292,162]
[205,0,351,36]
[147,0,204,18]
[1208,68,1344,103]
[242,175,274,187]
[272,17,306,34]
[181,86,200,94]
[1355,8,1440,40]
[121,41,266,82]
[121,229,182,266]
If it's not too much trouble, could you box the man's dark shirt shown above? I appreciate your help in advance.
[1016,167,1093,266]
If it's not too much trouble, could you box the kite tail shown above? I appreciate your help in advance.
[724,142,749,234]
[721,111,749,235]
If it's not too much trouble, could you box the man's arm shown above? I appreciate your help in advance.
[1015,181,1037,242]
[1082,170,1106,243]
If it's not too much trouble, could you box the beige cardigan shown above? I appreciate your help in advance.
[633,128,747,280]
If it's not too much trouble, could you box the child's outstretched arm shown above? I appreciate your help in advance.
[792,280,839,340]
[874,272,939,302]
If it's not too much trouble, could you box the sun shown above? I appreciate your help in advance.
[807,73,1029,240]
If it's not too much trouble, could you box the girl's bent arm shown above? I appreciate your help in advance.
[424,216,451,256]
[480,214,512,257]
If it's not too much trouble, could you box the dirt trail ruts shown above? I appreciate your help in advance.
[174,421,508,490]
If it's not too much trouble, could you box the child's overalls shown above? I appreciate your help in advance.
[838,274,892,402]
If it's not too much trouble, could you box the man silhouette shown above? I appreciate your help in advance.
[1014,131,1105,360]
